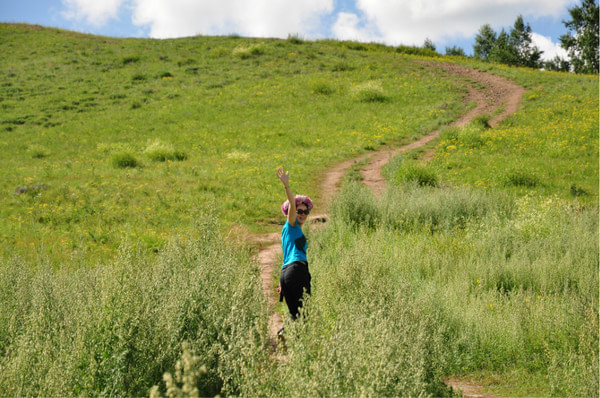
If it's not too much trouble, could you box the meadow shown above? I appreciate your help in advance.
[0,23,598,397]
[0,24,465,264]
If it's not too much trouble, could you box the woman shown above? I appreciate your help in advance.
[276,166,313,327]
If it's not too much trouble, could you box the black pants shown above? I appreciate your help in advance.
[280,261,311,320]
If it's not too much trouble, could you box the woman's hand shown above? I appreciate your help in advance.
[278,166,296,225]
[277,166,290,187]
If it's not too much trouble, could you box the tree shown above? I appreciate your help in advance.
[488,29,517,65]
[509,15,543,68]
[543,56,571,72]
[445,46,466,57]
[423,38,437,52]
[477,16,543,68]
[473,24,497,60]
[560,0,599,74]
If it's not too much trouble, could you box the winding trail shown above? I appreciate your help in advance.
[253,61,524,396]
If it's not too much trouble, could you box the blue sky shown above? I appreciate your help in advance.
[1,0,576,59]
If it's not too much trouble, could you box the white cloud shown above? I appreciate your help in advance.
[531,32,568,61]
[331,12,380,42]
[59,0,576,53]
[130,0,334,39]
[341,0,575,46]
[61,0,126,27]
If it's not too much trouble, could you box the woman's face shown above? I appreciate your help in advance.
[296,203,309,225]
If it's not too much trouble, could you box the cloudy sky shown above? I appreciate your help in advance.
[1,0,575,60]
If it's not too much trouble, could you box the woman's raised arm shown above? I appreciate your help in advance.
[277,166,297,226]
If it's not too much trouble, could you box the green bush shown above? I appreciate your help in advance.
[122,55,140,65]
[351,81,388,102]
[310,80,335,95]
[330,182,380,229]
[27,144,50,159]
[287,34,304,44]
[232,45,264,59]
[503,168,541,187]
[395,45,438,57]
[143,140,187,162]
[131,73,146,82]
[344,41,368,51]
[208,47,229,57]
[397,163,438,186]
[386,156,439,187]
[111,151,139,168]
[332,61,353,72]
[440,123,487,149]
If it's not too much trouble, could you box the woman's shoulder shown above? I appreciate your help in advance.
[282,220,301,232]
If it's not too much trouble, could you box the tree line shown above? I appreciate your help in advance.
[430,0,598,74]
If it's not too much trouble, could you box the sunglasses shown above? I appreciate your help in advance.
[296,209,310,215]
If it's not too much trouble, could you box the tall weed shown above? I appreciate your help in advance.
[317,180,598,394]
[0,208,268,397]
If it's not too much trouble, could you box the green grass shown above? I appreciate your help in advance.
[0,207,269,397]
[306,182,598,397]
[0,23,598,397]
[0,23,466,264]
[429,60,598,200]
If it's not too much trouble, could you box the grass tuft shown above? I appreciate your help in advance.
[144,140,187,162]
[503,168,540,187]
[27,144,50,159]
[387,156,439,187]
[122,55,140,65]
[310,80,335,95]
[232,44,264,59]
[351,80,388,102]
[112,151,139,168]
[287,34,304,44]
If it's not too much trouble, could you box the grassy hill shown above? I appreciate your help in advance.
[1,23,467,263]
[0,23,597,397]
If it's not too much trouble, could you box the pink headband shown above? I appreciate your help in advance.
[281,195,314,216]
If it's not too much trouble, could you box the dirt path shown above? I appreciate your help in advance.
[359,62,524,195]
[252,61,524,395]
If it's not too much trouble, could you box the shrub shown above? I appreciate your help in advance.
[209,47,229,57]
[287,34,304,44]
[344,41,368,51]
[176,58,196,67]
[232,45,264,59]
[112,151,139,168]
[122,55,140,65]
[395,45,438,57]
[503,168,540,187]
[397,164,438,186]
[310,80,335,95]
[387,156,439,187]
[351,81,388,102]
[150,342,208,398]
[380,182,510,232]
[132,73,146,81]
[332,61,353,72]
[440,123,487,150]
[144,140,187,162]
[570,183,589,197]
[27,144,50,158]
[471,114,492,129]
[331,182,380,229]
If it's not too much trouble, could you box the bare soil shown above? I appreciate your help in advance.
[252,61,524,396]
